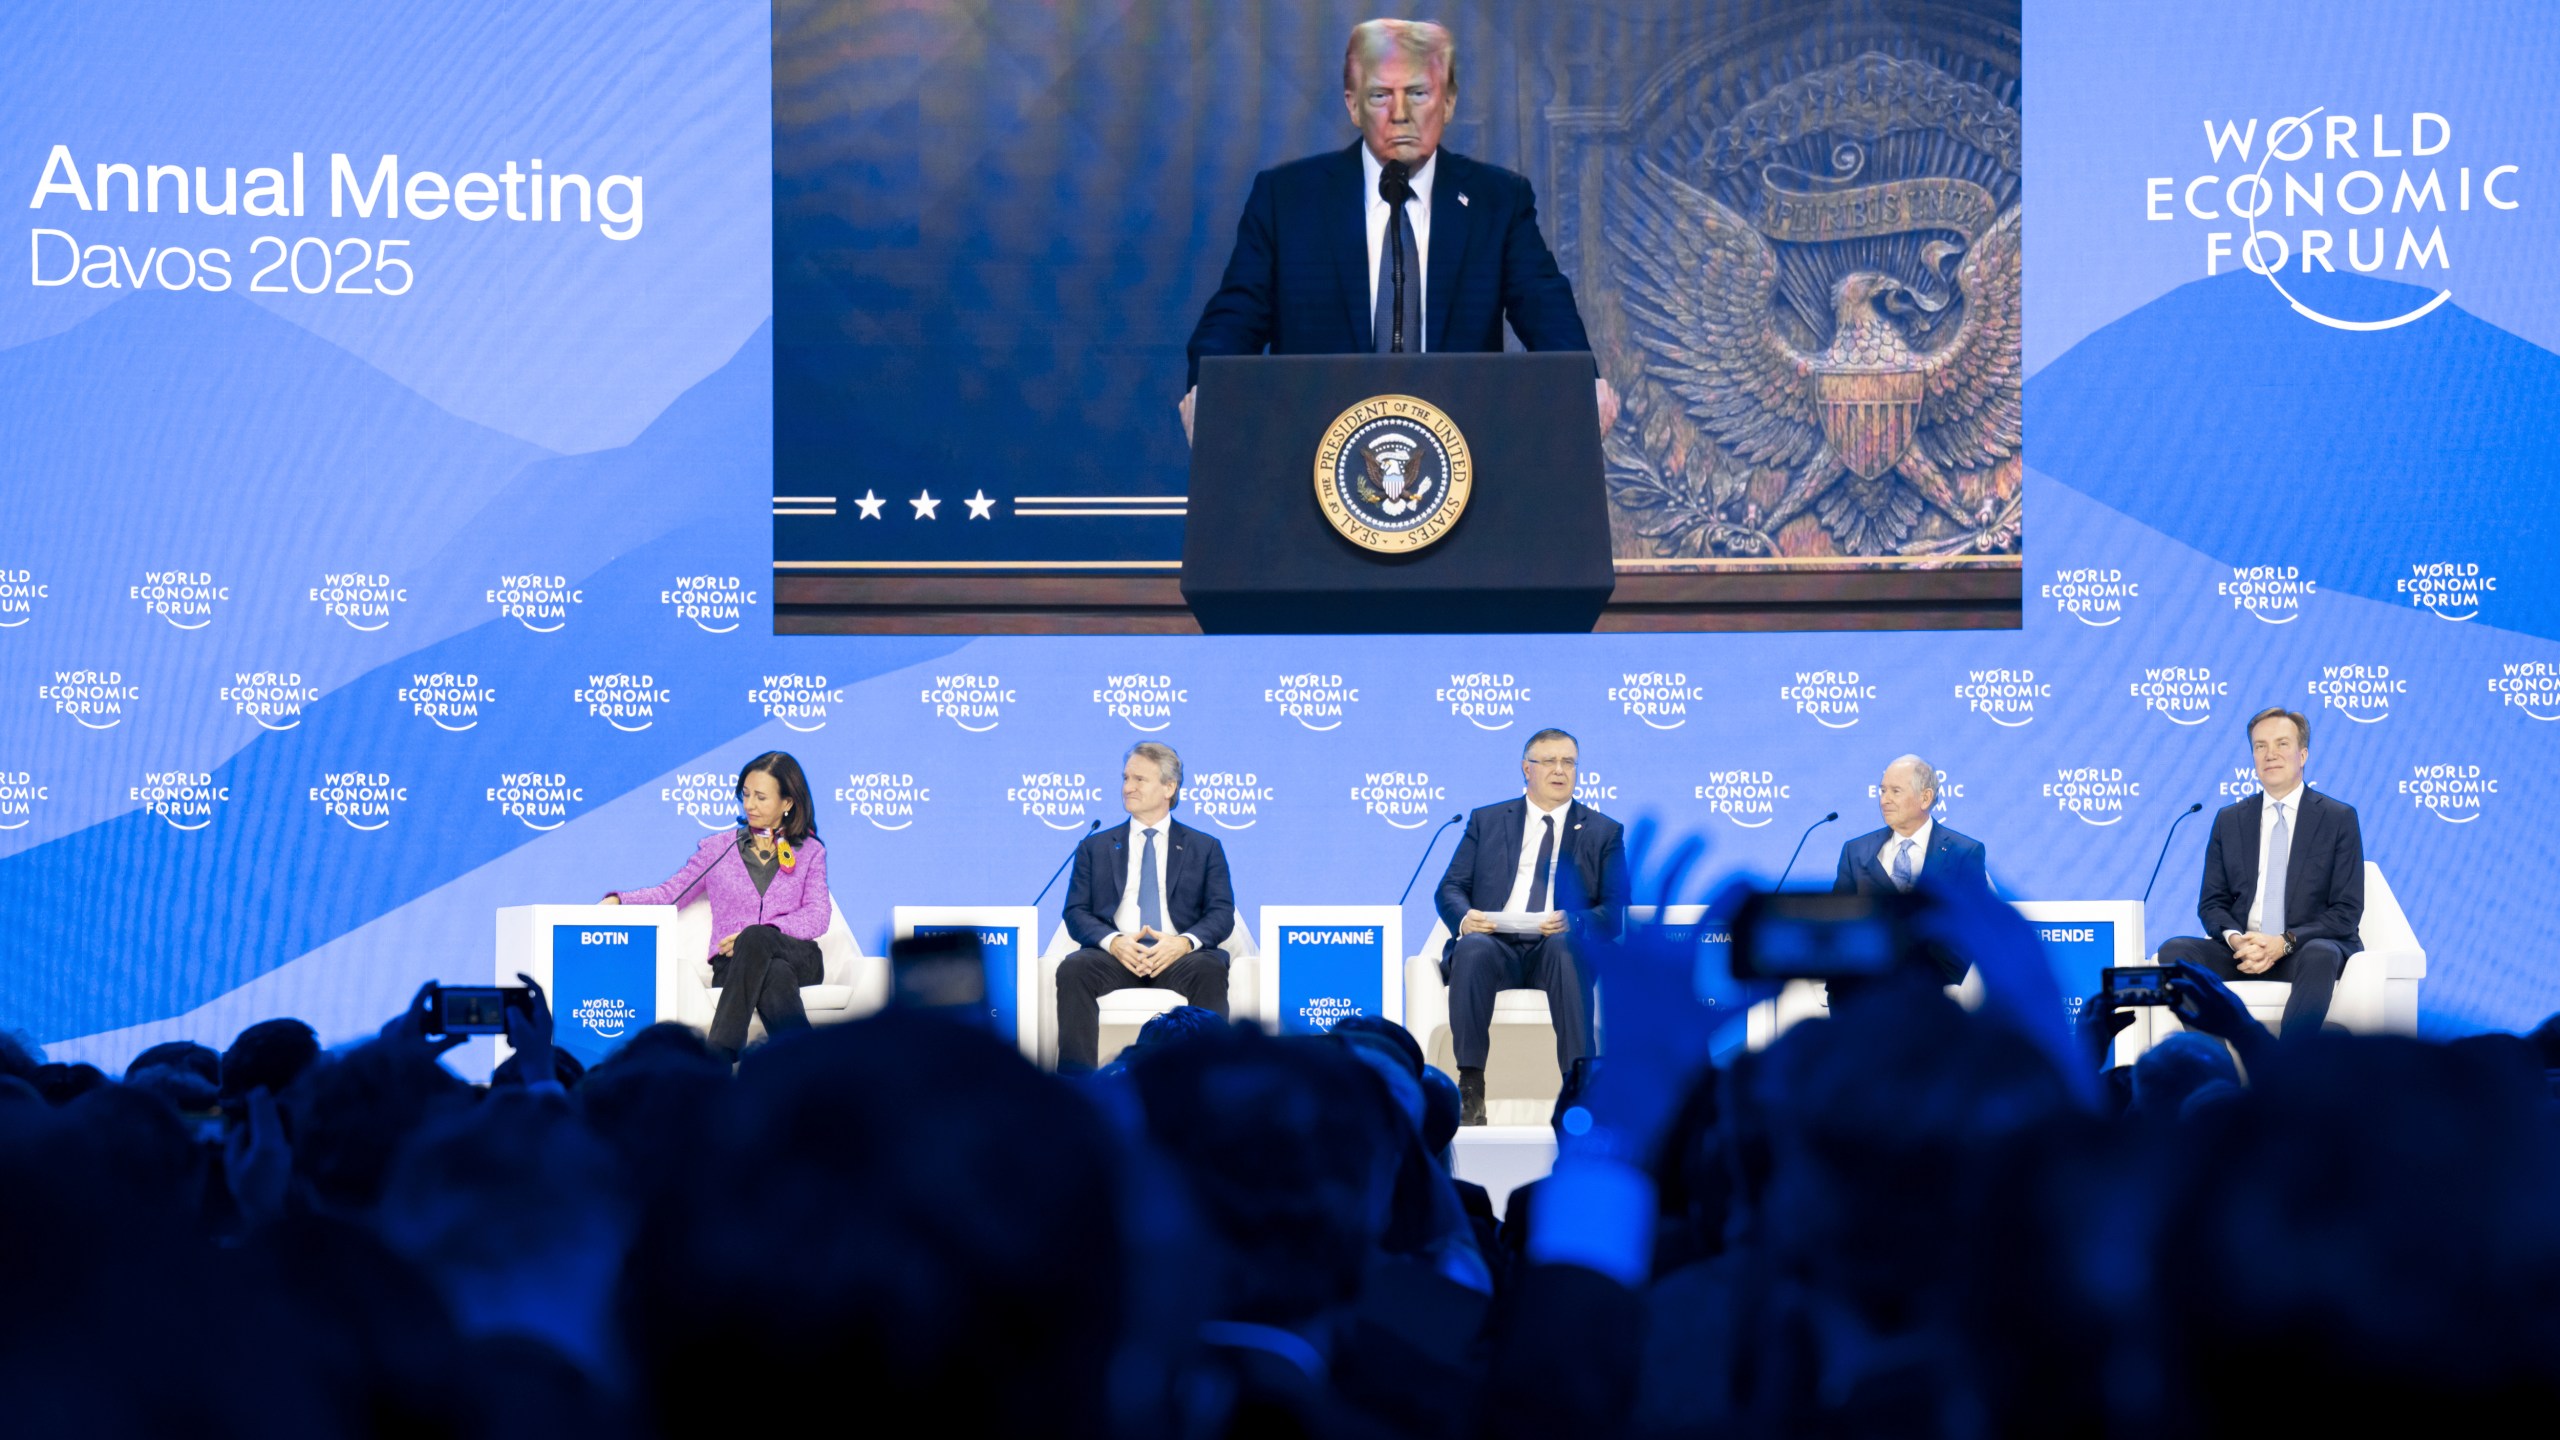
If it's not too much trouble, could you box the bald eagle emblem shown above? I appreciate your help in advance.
[1312,396,1473,554]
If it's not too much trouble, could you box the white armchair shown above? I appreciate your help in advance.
[668,897,886,1043]
[1403,919,1579,1126]
[1033,914,1263,1070]
[2189,861,2426,1035]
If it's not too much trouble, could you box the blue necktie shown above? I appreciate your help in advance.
[1138,827,1163,933]
[1372,197,1421,353]
[1890,838,1917,892]
[2261,802,2290,936]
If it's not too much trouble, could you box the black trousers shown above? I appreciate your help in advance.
[2158,934,2349,1037]
[1055,945,1229,1074]
[1444,931,1593,1073]
[708,924,825,1054]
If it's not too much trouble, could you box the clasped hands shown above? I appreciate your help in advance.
[1109,926,1192,977]
[2227,930,2289,974]
[1458,909,1568,937]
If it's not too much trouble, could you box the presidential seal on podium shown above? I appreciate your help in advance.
[1312,394,1473,554]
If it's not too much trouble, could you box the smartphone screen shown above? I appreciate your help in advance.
[891,930,992,1026]
[431,985,521,1035]
[2100,966,2168,1006]
[1730,892,1911,980]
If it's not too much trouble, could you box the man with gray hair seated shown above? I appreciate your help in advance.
[1055,741,1237,1074]
[1835,753,1991,897]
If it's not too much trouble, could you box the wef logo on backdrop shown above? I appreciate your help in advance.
[1609,671,1702,730]
[2218,565,2316,623]
[2129,664,2225,726]
[42,670,137,729]
[922,673,1012,732]
[1351,771,1445,829]
[0,569,47,629]
[221,671,319,731]
[1009,771,1105,830]
[2488,662,2560,722]
[2399,561,2492,622]
[1953,669,2045,727]
[308,771,406,831]
[1094,673,1185,732]
[132,570,227,630]
[133,770,228,831]
[0,771,50,831]
[1780,670,1871,729]
[1574,770,1621,805]
[575,673,668,732]
[310,573,405,631]
[1186,772,1271,831]
[2401,763,2497,824]
[2044,767,2139,827]
[748,674,840,732]
[662,772,739,830]
[2041,567,2136,626]
[2306,663,2403,725]
[663,575,756,633]
[1695,770,1790,829]
[487,574,582,633]
[1267,673,1356,731]
[488,772,582,831]
[401,672,495,732]
[1438,673,1529,731]
[837,773,930,831]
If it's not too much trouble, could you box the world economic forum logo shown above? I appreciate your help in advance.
[0,570,48,629]
[401,672,495,732]
[2306,663,2403,725]
[569,995,640,1039]
[1093,673,1185,732]
[2044,767,2139,827]
[133,770,228,831]
[922,672,1012,732]
[2401,763,2497,824]
[663,575,757,633]
[221,671,319,731]
[1694,770,1790,829]
[749,674,841,733]
[1009,771,1104,830]
[488,772,582,831]
[1186,772,1272,831]
[1779,670,1870,729]
[487,574,582,633]
[1267,673,1357,732]
[1609,671,1701,730]
[1574,770,1621,806]
[2129,665,2225,726]
[308,771,406,831]
[838,773,931,832]
[575,673,668,733]
[2489,662,2560,722]
[663,772,740,831]
[309,573,405,631]
[1953,668,2045,727]
[43,670,137,730]
[2400,561,2491,622]
[0,771,50,831]
[1437,673,1529,731]
[2042,567,2136,627]
[1351,771,1445,829]
[2218,565,2315,624]
[132,570,227,630]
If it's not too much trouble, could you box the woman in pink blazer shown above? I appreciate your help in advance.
[605,751,832,1060]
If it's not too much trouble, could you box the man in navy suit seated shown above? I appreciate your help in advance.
[1435,727,1628,1126]
[1056,742,1236,1074]
[1179,18,1617,442]
[1834,754,1991,900]
[2157,707,2364,1037]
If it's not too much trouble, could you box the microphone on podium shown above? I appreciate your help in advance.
[1398,814,1464,905]
[1773,811,1840,891]
[2142,802,2206,905]
[1033,818,1104,906]
[1380,159,1414,353]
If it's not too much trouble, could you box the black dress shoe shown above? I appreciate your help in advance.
[1459,1067,1488,1126]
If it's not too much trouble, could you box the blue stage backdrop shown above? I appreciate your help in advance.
[2,0,2556,1068]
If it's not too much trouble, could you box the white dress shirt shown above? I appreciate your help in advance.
[1110,816,1201,948]
[1361,147,1435,348]
[1499,796,1571,914]
[2232,782,2305,940]
[1877,818,1933,888]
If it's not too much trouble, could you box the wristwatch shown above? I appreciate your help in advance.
[2279,930,2298,956]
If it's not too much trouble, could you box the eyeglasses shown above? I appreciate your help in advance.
[1526,756,1578,772]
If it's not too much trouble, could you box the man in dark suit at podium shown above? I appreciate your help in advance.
[2157,707,2364,1037]
[1056,742,1236,1074]
[1435,727,1627,1125]
[1179,18,1616,442]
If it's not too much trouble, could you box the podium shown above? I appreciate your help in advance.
[891,906,1043,1059]
[1183,353,1613,633]
[1258,905,1404,1034]
[495,904,685,1068]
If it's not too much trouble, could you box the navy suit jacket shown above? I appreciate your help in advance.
[2196,788,2364,953]
[1435,799,1627,945]
[1185,143,1593,387]
[1833,824,1990,895]
[1063,817,1236,952]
